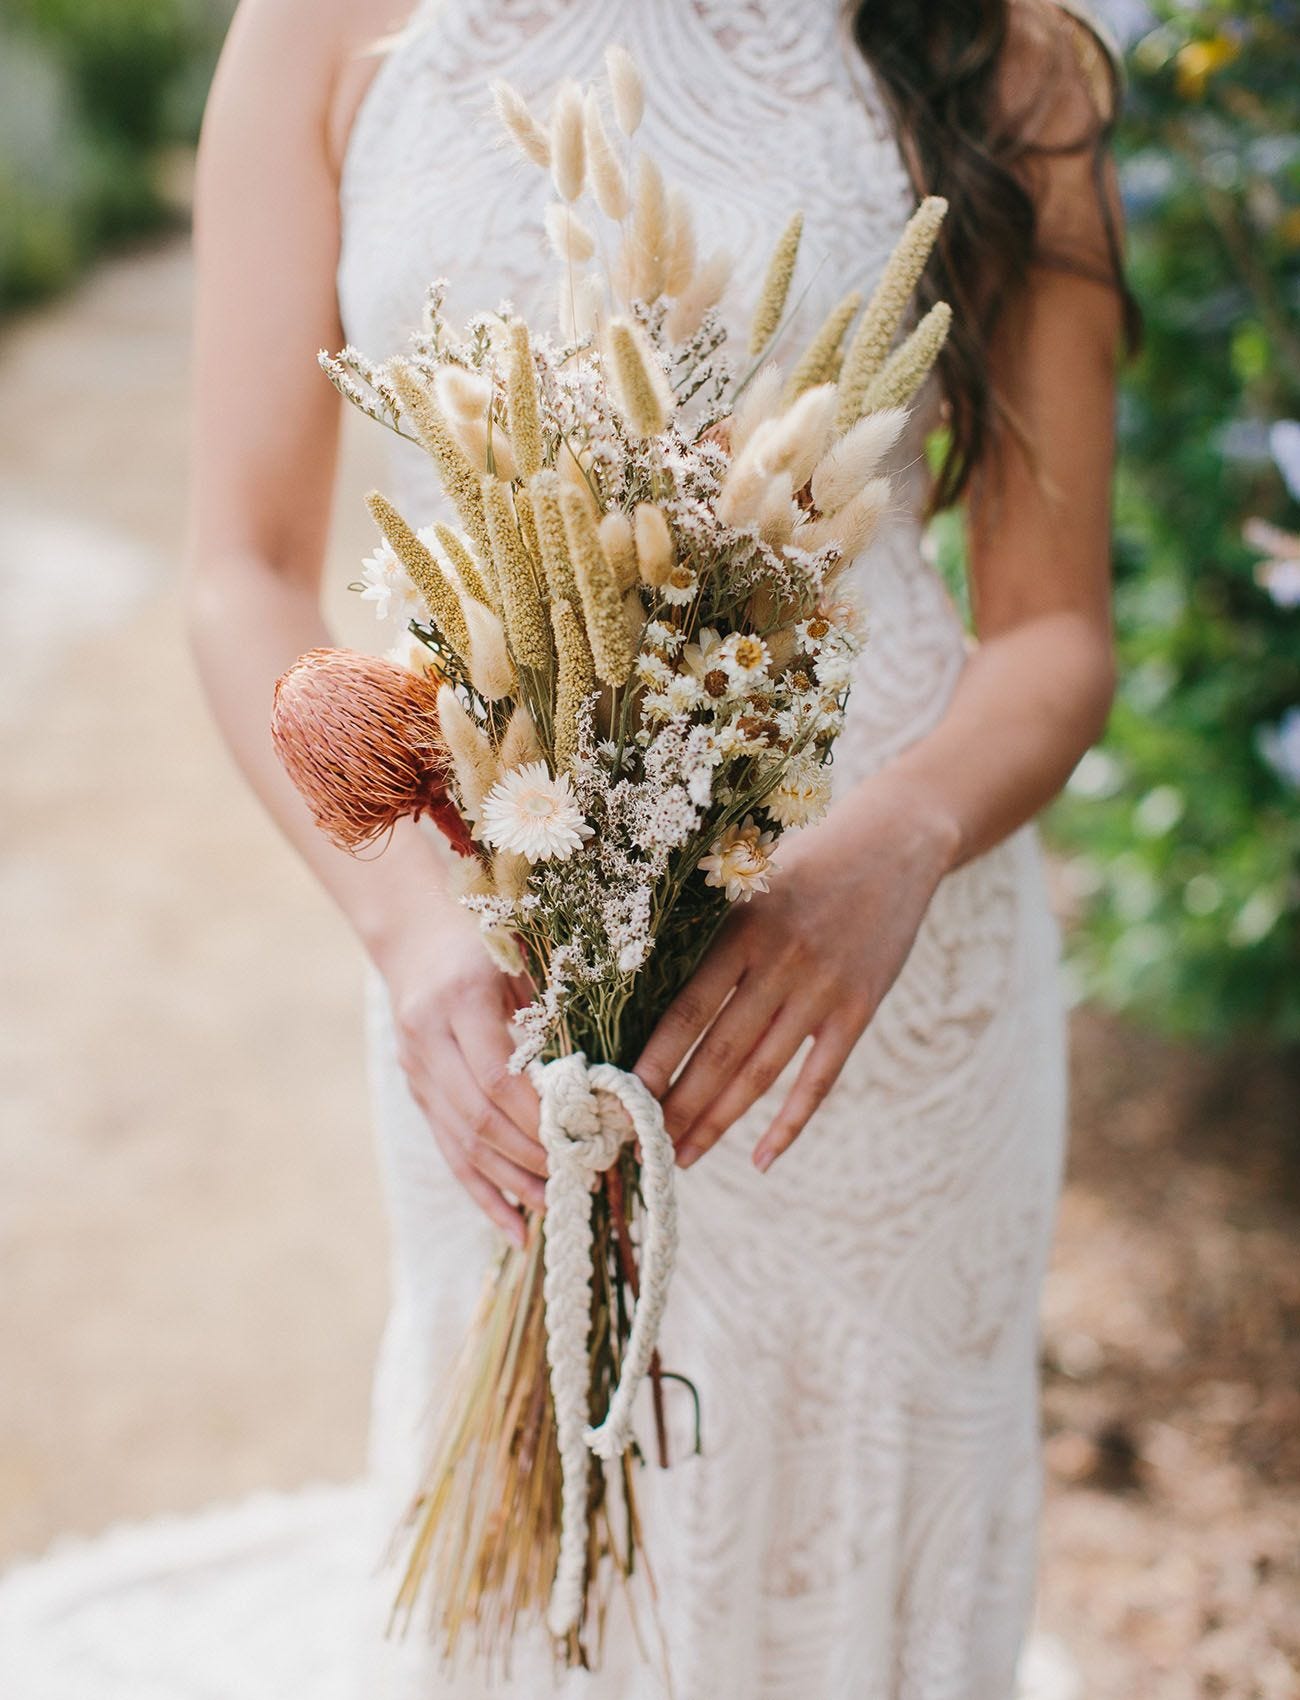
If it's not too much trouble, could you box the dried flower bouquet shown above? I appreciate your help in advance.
[271,45,950,1677]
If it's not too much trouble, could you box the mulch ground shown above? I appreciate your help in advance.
[1038,1010,1300,1697]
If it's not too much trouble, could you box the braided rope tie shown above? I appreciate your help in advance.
[528,1052,679,1640]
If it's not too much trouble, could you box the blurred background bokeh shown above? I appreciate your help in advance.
[1,1,1297,1694]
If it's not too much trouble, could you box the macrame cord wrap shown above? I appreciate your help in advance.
[528,1052,678,1640]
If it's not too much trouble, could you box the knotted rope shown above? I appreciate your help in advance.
[528,1052,678,1640]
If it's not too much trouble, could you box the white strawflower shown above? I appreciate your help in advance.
[765,758,832,828]
[644,619,684,653]
[814,649,854,691]
[721,631,771,683]
[386,630,439,676]
[480,762,595,862]
[358,535,425,623]
[660,565,698,606]
[698,817,776,902]
[635,651,674,689]
[681,626,726,679]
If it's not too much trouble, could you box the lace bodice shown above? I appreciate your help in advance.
[338,0,970,777]
[339,0,914,369]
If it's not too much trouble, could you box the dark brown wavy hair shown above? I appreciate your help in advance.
[847,0,1140,510]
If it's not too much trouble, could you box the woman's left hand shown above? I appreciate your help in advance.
[634,770,961,1172]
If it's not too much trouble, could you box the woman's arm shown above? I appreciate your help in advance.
[188,0,542,1237]
[635,47,1123,1171]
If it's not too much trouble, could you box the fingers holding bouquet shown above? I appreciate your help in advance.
[382,915,546,1239]
[636,768,961,1171]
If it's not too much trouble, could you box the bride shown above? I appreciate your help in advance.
[3,2,1131,1697]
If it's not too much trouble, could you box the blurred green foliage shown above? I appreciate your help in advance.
[1050,0,1300,1043]
[0,0,233,309]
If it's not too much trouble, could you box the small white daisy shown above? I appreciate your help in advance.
[479,762,595,862]
[660,565,698,606]
[720,632,771,684]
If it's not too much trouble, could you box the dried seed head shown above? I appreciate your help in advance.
[549,79,586,202]
[498,702,546,771]
[271,647,473,856]
[434,365,492,423]
[605,45,644,136]
[663,187,697,299]
[531,469,580,606]
[482,476,551,671]
[491,78,551,168]
[835,196,948,431]
[560,484,635,686]
[505,318,545,479]
[664,247,732,343]
[433,524,497,613]
[491,850,532,904]
[545,202,596,266]
[551,597,596,770]
[632,501,674,587]
[389,364,491,561]
[607,317,670,438]
[599,508,639,591]
[758,472,797,548]
[437,684,502,827]
[628,155,670,300]
[785,289,863,400]
[748,211,804,356]
[795,475,892,564]
[462,597,516,700]
[860,302,952,414]
[730,362,784,455]
[583,88,629,220]
[513,480,542,568]
[365,490,470,658]
[768,384,838,491]
[810,407,907,516]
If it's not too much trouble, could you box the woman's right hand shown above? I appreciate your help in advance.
[375,907,546,1246]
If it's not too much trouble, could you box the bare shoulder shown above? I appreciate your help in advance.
[995,0,1126,275]
[210,0,415,174]
[999,0,1122,140]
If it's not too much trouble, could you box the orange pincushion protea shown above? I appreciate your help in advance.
[271,647,475,857]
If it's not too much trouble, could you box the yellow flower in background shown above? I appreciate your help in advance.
[1278,208,1300,250]
[1174,34,1240,100]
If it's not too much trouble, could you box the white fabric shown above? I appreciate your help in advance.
[0,3,1072,1696]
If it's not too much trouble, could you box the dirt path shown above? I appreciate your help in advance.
[1,236,1296,1697]
[0,235,388,1556]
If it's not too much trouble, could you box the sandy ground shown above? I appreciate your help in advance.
[1,235,1297,1696]
[0,235,388,1556]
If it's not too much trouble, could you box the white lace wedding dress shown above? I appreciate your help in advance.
[0,4,1074,1697]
